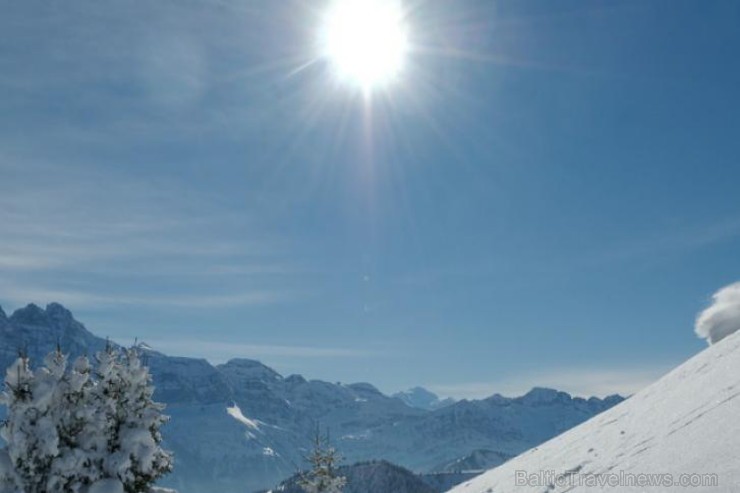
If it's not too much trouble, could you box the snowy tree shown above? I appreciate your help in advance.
[92,346,172,493]
[0,346,173,493]
[46,352,99,492]
[0,351,67,493]
[298,429,346,493]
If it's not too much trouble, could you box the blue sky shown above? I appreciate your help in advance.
[2,0,740,398]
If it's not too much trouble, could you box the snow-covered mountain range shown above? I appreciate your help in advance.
[0,304,623,493]
[449,330,740,493]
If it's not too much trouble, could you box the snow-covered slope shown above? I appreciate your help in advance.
[449,332,740,493]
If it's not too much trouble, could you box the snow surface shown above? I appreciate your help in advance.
[227,403,262,431]
[449,331,740,493]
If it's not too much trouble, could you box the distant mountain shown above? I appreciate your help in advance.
[260,460,438,493]
[0,303,624,493]
[418,471,481,493]
[450,331,740,493]
[431,448,514,473]
[393,387,456,411]
[358,388,623,473]
[0,303,107,369]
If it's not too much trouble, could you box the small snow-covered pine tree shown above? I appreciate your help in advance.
[0,355,34,493]
[47,351,99,492]
[93,347,172,493]
[0,352,65,493]
[298,430,346,493]
[1,349,102,493]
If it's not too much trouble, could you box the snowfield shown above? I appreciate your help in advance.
[449,331,740,493]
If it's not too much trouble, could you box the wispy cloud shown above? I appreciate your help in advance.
[0,157,297,310]
[0,285,290,310]
[429,363,675,400]
[0,1,319,313]
[120,338,377,364]
[586,216,740,266]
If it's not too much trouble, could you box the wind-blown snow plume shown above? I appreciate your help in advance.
[695,282,740,344]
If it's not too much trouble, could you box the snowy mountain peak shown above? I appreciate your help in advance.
[0,305,7,324]
[218,358,283,382]
[8,302,90,335]
[397,386,438,402]
[9,303,48,325]
[347,382,383,396]
[284,374,307,385]
[0,303,103,368]
[517,387,570,405]
[484,393,509,405]
[45,302,76,324]
[393,386,456,410]
[223,358,275,369]
[598,394,624,407]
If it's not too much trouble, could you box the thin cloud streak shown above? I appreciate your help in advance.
[130,339,378,364]
[585,216,740,267]
[0,157,299,309]
[0,285,289,310]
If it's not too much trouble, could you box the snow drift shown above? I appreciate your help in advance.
[448,330,740,493]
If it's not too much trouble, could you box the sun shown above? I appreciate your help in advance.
[321,0,409,91]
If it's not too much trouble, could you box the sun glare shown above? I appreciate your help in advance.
[322,0,409,91]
